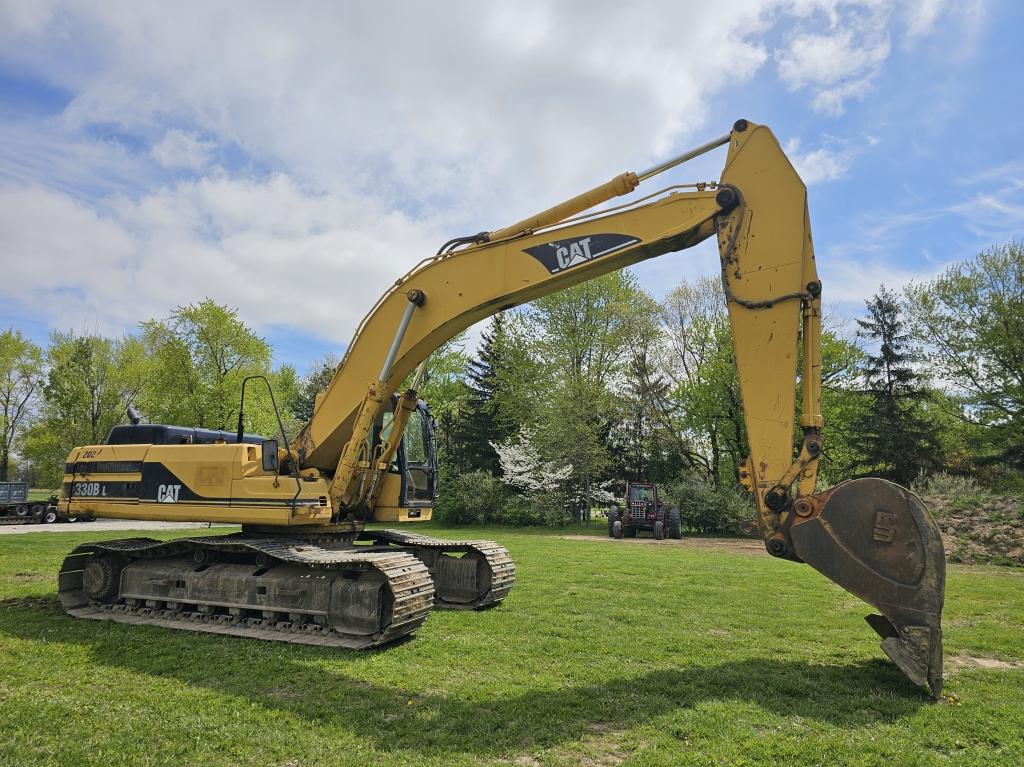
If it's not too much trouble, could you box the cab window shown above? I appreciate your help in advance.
[404,410,428,464]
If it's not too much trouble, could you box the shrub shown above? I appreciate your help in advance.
[661,477,754,535]
[500,494,544,527]
[434,470,508,524]
[497,489,574,527]
[435,470,565,526]
[910,470,992,512]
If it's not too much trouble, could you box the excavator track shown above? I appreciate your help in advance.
[58,535,434,648]
[360,529,516,609]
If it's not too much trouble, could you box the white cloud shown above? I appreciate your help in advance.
[0,1,779,216]
[945,159,1024,239]
[902,0,985,57]
[947,193,1024,241]
[956,159,1024,187]
[777,26,889,89]
[775,2,892,116]
[904,0,951,40]
[822,257,942,306]
[0,119,153,199]
[0,177,441,343]
[150,130,214,171]
[0,0,782,346]
[773,1,971,115]
[783,137,851,184]
[0,1,965,356]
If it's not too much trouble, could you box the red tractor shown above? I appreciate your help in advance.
[608,481,681,540]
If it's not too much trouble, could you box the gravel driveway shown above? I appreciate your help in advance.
[0,520,236,535]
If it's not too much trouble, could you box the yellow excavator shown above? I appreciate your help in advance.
[57,120,946,696]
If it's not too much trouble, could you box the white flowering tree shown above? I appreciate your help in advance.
[493,429,622,524]
[492,429,573,523]
[492,429,573,492]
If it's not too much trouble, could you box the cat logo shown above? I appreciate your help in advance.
[157,484,182,503]
[555,237,595,270]
[523,232,641,274]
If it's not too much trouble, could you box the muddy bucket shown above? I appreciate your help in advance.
[790,478,946,697]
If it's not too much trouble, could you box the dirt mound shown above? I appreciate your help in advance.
[922,494,1024,566]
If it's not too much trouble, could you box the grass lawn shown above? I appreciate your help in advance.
[1,524,1022,767]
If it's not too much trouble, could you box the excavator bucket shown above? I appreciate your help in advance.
[790,478,946,697]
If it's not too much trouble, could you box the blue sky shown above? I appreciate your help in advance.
[0,1,1020,373]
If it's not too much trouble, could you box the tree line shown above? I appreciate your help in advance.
[0,300,298,487]
[430,241,1024,528]
[1,242,1021,531]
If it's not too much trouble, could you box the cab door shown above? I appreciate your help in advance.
[399,404,437,506]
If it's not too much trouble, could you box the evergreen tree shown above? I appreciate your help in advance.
[611,346,687,484]
[850,287,942,484]
[449,314,514,474]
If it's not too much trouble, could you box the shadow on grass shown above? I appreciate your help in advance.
[0,598,929,758]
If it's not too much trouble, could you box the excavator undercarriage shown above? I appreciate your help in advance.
[59,530,515,649]
[56,119,946,697]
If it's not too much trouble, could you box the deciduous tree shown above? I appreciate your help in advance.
[522,272,648,515]
[23,332,144,486]
[0,329,43,480]
[139,300,275,434]
[906,242,1024,473]
[660,277,746,486]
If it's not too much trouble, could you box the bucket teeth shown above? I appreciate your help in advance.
[879,624,944,699]
[866,614,943,698]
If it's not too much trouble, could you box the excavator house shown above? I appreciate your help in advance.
[57,121,946,697]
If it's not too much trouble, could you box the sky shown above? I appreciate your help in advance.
[1,0,1022,373]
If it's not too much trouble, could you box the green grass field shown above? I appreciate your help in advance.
[1,525,1022,767]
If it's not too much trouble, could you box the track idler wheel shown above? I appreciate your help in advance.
[789,478,946,697]
[82,555,123,602]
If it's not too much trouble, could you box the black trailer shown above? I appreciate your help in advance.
[0,482,60,524]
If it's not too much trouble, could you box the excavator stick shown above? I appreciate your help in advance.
[719,121,947,696]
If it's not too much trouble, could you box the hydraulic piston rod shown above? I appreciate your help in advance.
[380,289,426,380]
[331,288,426,510]
[487,130,732,243]
[636,133,731,181]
